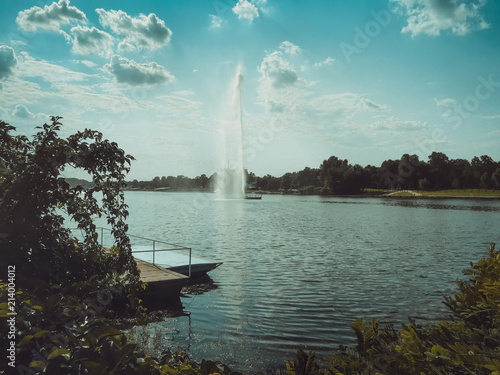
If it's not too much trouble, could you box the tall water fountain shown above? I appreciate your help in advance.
[216,65,246,199]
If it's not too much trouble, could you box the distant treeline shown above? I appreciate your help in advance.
[124,152,500,195]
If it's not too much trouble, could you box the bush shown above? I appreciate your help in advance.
[0,117,141,301]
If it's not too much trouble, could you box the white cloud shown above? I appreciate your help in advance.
[79,60,97,68]
[209,15,224,29]
[12,104,46,120]
[19,54,91,83]
[104,55,174,86]
[481,114,500,120]
[360,98,387,111]
[173,90,196,96]
[308,93,387,115]
[279,41,301,56]
[313,56,335,68]
[434,97,456,106]
[96,9,172,51]
[69,26,113,57]
[17,0,87,32]
[156,95,202,114]
[232,0,259,23]
[0,45,18,80]
[59,29,72,43]
[488,129,500,137]
[259,51,299,89]
[368,116,427,131]
[253,0,269,13]
[13,104,34,118]
[393,0,489,37]
[257,48,318,115]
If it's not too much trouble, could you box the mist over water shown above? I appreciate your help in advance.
[216,65,246,199]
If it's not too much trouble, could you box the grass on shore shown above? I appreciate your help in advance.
[419,189,500,197]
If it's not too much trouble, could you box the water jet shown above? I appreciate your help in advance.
[216,65,246,199]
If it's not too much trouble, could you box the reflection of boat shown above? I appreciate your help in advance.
[132,245,222,278]
[245,192,262,200]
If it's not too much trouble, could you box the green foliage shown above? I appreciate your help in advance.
[0,117,141,297]
[0,282,241,374]
[286,350,319,375]
[127,152,500,194]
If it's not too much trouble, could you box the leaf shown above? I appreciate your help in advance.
[97,327,123,341]
[48,348,70,360]
[29,360,45,369]
[19,335,34,346]
[34,330,50,338]
[160,364,176,375]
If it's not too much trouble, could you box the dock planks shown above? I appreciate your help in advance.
[102,247,188,296]
[134,257,188,284]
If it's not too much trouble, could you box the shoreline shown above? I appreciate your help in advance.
[122,188,500,199]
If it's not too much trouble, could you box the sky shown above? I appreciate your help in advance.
[1,0,500,180]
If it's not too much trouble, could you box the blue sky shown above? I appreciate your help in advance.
[1,0,499,180]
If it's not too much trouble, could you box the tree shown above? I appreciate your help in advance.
[398,154,420,189]
[449,158,473,189]
[152,176,161,188]
[0,117,141,296]
[428,152,450,189]
[294,167,320,190]
[418,177,431,190]
[492,168,500,189]
[480,172,494,189]
[280,172,295,191]
[195,174,209,189]
[320,156,347,193]
[379,159,400,189]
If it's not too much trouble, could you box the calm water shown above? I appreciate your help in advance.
[120,192,500,371]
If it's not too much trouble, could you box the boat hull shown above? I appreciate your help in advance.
[168,262,223,277]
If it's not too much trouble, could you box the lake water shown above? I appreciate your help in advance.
[119,192,500,371]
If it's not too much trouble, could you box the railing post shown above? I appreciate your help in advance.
[153,240,156,265]
[188,248,192,278]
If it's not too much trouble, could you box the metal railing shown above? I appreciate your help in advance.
[72,227,192,278]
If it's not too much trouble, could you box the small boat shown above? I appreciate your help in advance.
[245,192,262,200]
[168,261,222,277]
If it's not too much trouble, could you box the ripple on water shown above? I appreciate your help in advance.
[122,193,500,371]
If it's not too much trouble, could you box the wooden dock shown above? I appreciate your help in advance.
[102,246,189,297]
[135,258,187,283]
[134,257,188,297]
